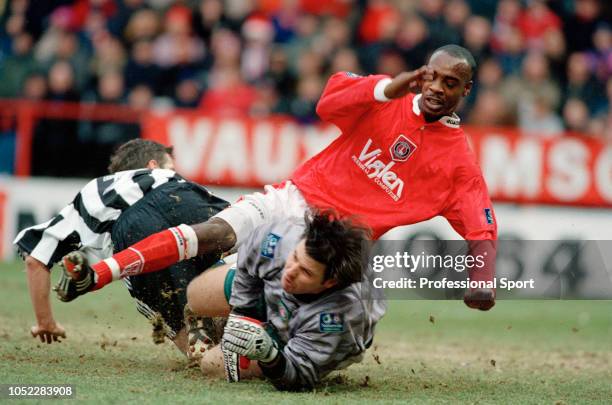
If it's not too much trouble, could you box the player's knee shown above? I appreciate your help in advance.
[187,266,231,317]
[25,255,46,272]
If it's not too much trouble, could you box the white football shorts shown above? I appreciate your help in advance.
[213,181,309,246]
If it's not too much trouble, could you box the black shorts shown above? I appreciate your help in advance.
[111,181,228,338]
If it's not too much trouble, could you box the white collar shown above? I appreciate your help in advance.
[412,94,461,128]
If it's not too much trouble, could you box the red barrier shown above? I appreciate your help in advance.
[0,100,143,176]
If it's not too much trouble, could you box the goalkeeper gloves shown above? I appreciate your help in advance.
[222,313,278,363]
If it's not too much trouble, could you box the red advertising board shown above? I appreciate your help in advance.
[142,112,612,207]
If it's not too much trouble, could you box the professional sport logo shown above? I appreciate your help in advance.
[390,135,417,162]
[352,138,405,201]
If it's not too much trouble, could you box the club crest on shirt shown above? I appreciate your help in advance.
[261,233,281,258]
[319,312,344,333]
[484,208,494,224]
[389,134,417,162]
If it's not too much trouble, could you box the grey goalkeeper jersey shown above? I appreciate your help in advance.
[229,219,386,390]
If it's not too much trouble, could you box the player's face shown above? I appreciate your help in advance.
[420,51,472,119]
[281,239,337,295]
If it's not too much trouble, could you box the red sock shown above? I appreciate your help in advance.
[91,225,199,290]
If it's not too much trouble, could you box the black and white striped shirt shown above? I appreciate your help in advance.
[14,169,189,268]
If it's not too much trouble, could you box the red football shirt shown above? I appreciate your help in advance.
[291,72,497,241]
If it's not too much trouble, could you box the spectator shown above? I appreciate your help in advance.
[468,89,511,126]
[329,48,363,75]
[35,28,90,92]
[265,47,296,98]
[152,5,205,69]
[516,0,561,50]
[563,98,592,134]
[174,78,202,108]
[500,51,561,123]
[518,95,564,137]
[317,16,352,61]
[565,52,607,113]
[124,8,161,44]
[31,61,80,177]
[107,0,146,39]
[491,0,522,52]
[284,14,320,73]
[268,0,299,44]
[289,74,323,124]
[192,0,227,47]
[241,15,275,83]
[394,13,431,68]
[21,72,47,100]
[586,23,612,83]
[463,57,504,115]
[494,25,525,75]
[588,78,612,140]
[90,35,127,79]
[0,32,38,97]
[80,70,137,176]
[417,0,447,47]
[563,0,603,53]
[462,15,492,63]
[441,0,471,45]
[359,0,401,45]
[124,40,161,91]
[127,83,153,111]
[377,48,408,77]
[542,28,566,81]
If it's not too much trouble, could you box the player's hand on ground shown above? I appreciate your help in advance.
[30,321,66,344]
[464,288,495,311]
[384,66,434,99]
[222,313,278,363]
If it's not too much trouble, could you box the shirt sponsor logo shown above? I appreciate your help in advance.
[484,208,494,224]
[389,134,417,162]
[319,312,344,333]
[352,138,405,201]
[261,233,281,258]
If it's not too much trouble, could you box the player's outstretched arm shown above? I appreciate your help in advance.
[464,239,496,311]
[25,256,66,343]
[383,66,433,99]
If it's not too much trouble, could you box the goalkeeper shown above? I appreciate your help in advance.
[187,211,385,391]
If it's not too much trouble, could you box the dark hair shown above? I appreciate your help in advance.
[107,139,173,173]
[303,210,371,289]
[432,44,477,80]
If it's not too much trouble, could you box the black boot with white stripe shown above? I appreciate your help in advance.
[54,251,96,302]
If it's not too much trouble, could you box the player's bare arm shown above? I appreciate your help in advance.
[24,256,66,343]
[191,217,237,256]
[463,239,496,311]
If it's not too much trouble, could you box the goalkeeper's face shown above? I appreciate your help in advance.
[281,239,337,295]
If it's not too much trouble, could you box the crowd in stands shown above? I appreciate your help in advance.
[0,0,610,175]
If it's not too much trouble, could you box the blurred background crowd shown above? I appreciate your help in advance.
[0,0,611,176]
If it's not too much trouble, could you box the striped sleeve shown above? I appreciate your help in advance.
[13,169,182,268]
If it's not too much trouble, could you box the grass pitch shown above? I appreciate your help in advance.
[1,260,611,404]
